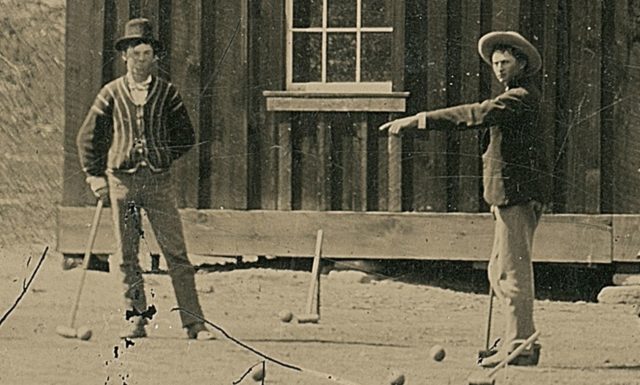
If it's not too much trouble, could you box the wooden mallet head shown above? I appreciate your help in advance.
[296,314,320,324]
[467,373,495,385]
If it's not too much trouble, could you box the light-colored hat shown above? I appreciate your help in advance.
[115,18,163,53]
[478,31,541,76]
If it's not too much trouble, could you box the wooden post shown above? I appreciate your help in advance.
[353,115,368,212]
[317,115,332,211]
[388,134,402,212]
[278,119,293,210]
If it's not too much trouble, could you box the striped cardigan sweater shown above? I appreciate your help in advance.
[77,75,195,177]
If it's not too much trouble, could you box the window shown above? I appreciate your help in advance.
[286,0,396,93]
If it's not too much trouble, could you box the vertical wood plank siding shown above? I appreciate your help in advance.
[209,1,249,210]
[63,0,106,206]
[565,0,602,214]
[611,1,640,213]
[62,0,626,215]
[167,1,201,208]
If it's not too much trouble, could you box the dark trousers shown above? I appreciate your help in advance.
[108,168,205,328]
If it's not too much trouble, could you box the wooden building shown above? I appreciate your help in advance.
[58,0,640,268]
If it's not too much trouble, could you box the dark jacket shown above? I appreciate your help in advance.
[77,75,195,177]
[420,78,545,207]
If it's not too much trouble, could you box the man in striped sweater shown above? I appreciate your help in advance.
[77,18,214,340]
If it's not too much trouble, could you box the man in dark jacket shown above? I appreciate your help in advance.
[77,18,214,340]
[380,31,545,367]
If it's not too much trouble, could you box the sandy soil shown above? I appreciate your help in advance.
[1,244,639,385]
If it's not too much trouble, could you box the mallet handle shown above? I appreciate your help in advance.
[484,288,494,350]
[306,229,323,316]
[68,199,104,328]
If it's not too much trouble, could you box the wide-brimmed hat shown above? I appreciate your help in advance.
[478,31,541,76]
[114,18,163,53]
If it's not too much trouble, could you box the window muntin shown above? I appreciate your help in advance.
[287,0,393,93]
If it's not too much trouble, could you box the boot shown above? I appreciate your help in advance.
[479,339,541,368]
[185,322,215,340]
[119,319,147,339]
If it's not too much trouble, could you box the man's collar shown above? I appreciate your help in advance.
[126,73,152,90]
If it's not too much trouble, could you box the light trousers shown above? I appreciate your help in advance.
[488,200,542,347]
[108,167,205,328]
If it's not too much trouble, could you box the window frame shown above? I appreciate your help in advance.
[285,0,403,93]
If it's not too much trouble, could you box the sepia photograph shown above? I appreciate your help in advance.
[1,0,640,384]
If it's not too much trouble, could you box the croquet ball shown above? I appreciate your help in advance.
[77,326,92,341]
[251,366,265,382]
[387,373,405,385]
[429,344,446,361]
[278,310,293,323]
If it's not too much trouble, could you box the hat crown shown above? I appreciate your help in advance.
[478,31,542,76]
[123,18,155,40]
[115,18,162,52]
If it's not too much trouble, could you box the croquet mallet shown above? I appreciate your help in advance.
[468,330,541,385]
[297,229,323,324]
[56,199,104,340]
[477,288,497,362]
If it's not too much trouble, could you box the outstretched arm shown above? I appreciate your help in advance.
[379,87,532,134]
[378,114,423,135]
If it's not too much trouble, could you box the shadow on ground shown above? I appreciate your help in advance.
[195,257,616,303]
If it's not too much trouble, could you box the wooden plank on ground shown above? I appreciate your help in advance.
[57,207,613,264]
[612,216,640,262]
[565,0,602,213]
[62,0,107,206]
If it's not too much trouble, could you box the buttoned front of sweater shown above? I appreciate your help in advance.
[77,75,195,177]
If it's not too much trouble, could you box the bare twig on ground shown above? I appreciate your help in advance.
[232,361,264,385]
[0,247,48,328]
[172,307,365,385]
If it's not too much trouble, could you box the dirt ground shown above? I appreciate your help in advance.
[0,244,639,385]
[1,1,640,384]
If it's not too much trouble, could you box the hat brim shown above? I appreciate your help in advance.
[115,36,164,53]
[478,32,541,76]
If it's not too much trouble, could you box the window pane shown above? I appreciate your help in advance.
[328,0,356,27]
[361,32,392,82]
[362,0,392,27]
[293,33,322,82]
[327,33,356,82]
[293,0,323,28]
